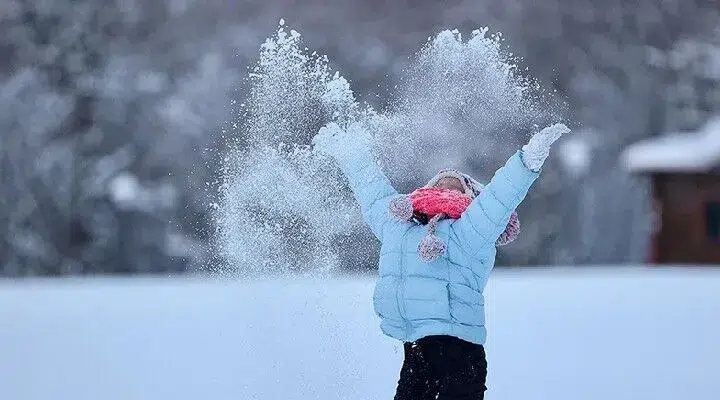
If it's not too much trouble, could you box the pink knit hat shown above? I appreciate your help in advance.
[389,169,520,262]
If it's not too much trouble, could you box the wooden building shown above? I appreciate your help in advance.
[622,118,720,265]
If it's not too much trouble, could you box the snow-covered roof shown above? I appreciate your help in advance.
[622,117,720,173]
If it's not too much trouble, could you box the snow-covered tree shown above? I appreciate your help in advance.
[0,0,239,275]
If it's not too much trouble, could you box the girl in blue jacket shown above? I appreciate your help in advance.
[312,121,569,400]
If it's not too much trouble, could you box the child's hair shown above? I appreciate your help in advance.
[413,211,430,225]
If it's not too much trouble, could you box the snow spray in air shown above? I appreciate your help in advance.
[213,21,560,278]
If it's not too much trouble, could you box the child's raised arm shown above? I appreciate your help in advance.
[451,123,569,255]
[312,122,408,242]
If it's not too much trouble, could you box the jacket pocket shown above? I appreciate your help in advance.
[447,283,485,326]
[373,275,399,320]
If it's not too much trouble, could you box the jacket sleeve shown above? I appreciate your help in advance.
[334,150,407,242]
[450,150,539,254]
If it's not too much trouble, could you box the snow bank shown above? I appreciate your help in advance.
[622,116,720,172]
[1,267,719,400]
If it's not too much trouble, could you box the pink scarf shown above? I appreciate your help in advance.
[409,187,472,219]
[389,186,520,262]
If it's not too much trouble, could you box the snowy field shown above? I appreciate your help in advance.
[1,266,719,400]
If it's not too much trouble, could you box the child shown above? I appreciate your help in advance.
[312,121,569,399]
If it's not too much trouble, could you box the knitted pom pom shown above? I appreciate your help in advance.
[389,195,414,220]
[418,234,447,262]
[496,210,520,246]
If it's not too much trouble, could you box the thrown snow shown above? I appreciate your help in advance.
[215,21,560,277]
[1,267,719,400]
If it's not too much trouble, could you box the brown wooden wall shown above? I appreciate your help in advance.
[652,173,720,264]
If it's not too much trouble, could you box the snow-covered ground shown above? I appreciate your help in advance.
[1,266,719,400]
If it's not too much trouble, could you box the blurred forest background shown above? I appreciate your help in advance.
[1,0,719,276]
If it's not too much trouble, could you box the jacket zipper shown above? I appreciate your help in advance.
[397,232,408,336]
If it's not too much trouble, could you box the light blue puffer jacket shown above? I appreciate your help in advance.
[336,148,540,345]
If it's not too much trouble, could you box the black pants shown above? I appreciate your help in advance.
[394,335,487,400]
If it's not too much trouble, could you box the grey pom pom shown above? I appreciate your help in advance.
[389,195,413,220]
[418,234,447,262]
